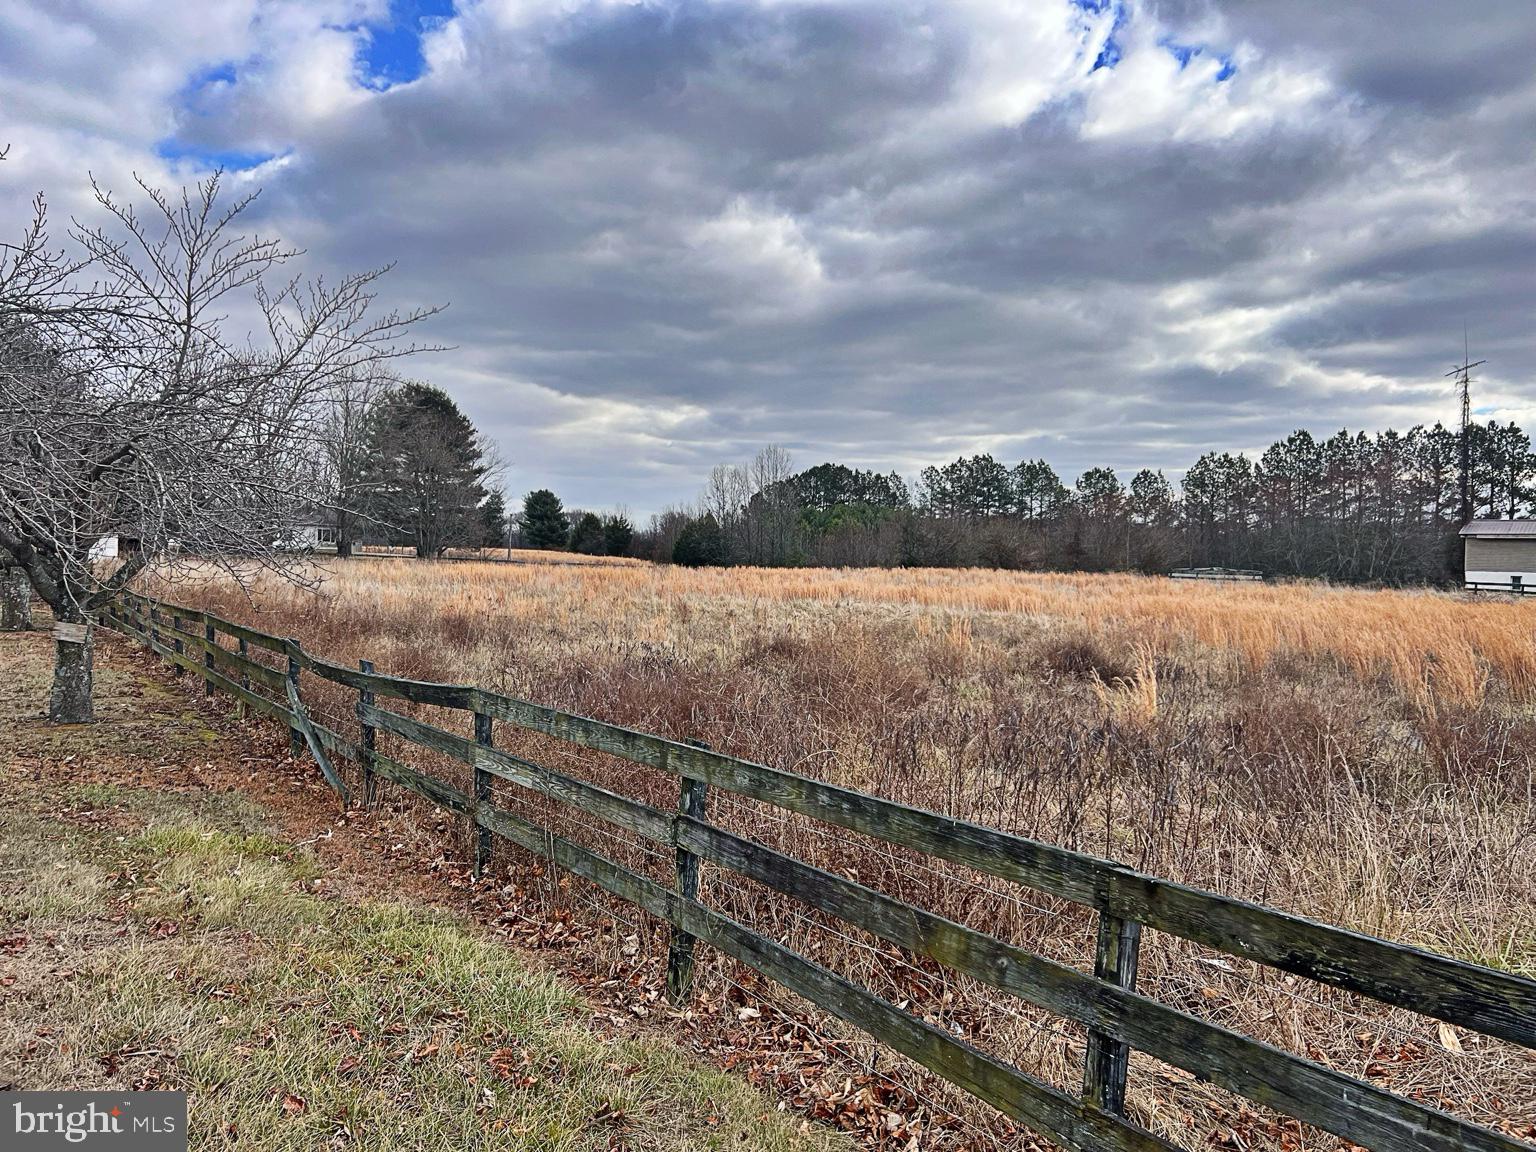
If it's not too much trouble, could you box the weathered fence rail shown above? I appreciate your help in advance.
[99,592,1536,1152]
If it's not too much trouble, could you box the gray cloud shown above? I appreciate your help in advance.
[2,0,1533,515]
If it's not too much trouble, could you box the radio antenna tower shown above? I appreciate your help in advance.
[1446,328,1485,526]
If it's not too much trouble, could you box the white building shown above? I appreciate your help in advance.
[1460,520,1536,593]
[294,523,338,550]
[89,534,144,561]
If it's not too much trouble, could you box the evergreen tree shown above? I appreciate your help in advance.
[1013,459,1069,522]
[602,514,635,556]
[1128,469,1175,526]
[569,511,605,554]
[673,513,727,566]
[479,490,509,549]
[1073,467,1128,569]
[518,489,569,550]
[365,382,493,558]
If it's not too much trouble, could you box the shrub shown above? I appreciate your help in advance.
[1035,632,1129,682]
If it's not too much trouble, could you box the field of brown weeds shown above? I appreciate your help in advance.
[154,560,1536,1149]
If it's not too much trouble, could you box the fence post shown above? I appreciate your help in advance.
[203,619,215,696]
[149,604,160,648]
[357,659,376,808]
[666,739,710,1005]
[473,709,493,879]
[1082,911,1142,1115]
[170,613,184,675]
[236,638,249,720]
[286,647,303,757]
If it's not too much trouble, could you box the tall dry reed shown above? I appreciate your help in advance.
[150,559,1536,1149]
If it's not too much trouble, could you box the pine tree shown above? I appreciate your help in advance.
[569,511,605,554]
[364,383,494,558]
[519,489,569,550]
[479,490,509,549]
[602,514,634,556]
[672,514,726,566]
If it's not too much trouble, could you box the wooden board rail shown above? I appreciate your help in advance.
[99,592,1536,1152]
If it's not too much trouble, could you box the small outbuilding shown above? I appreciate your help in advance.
[1460,520,1536,593]
[284,509,339,553]
[1169,567,1263,582]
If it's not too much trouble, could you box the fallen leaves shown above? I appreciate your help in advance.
[1437,1022,1465,1055]
[488,1047,540,1089]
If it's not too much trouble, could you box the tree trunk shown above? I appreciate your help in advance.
[48,609,94,724]
[335,507,355,558]
[0,567,32,631]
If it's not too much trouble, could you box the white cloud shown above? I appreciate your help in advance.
[689,196,827,318]
[3,0,1534,515]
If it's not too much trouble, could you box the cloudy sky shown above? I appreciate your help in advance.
[3,1,1534,515]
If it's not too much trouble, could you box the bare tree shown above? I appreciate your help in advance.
[701,463,748,548]
[747,444,797,565]
[0,171,438,722]
[320,367,396,557]
[0,548,32,630]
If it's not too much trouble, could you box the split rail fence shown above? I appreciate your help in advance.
[100,591,1536,1152]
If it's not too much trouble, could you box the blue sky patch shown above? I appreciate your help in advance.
[154,139,284,172]
[354,0,456,90]
[1161,37,1198,69]
[1159,36,1237,82]
[1086,2,1125,72]
[187,62,238,89]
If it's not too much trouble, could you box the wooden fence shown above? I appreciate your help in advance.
[99,592,1536,1152]
[1465,579,1536,596]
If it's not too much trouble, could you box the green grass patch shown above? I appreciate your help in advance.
[0,785,842,1152]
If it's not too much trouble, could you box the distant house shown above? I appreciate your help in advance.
[88,534,144,561]
[295,523,338,551]
[1460,520,1536,593]
[289,510,339,553]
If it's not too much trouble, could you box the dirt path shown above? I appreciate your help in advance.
[0,626,844,1151]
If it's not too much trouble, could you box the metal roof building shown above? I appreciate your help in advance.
[1459,520,1536,593]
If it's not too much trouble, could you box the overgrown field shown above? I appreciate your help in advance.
[156,560,1536,1149]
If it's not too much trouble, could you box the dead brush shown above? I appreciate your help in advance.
[150,558,1536,1149]
[1090,640,1159,727]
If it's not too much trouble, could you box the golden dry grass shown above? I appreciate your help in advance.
[177,561,1536,704]
[149,559,1536,1150]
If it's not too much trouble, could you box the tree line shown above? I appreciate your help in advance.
[620,423,1531,583]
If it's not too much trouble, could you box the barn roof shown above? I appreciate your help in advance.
[1459,519,1536,538]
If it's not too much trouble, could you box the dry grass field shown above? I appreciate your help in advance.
[150,559,1536,1149]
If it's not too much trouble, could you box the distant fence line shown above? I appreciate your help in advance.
[99,592,1536,1152]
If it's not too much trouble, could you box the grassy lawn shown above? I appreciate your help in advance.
[0,630,843,1152]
